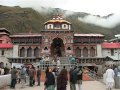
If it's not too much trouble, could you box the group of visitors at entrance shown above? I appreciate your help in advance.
[44,65,83,90]
[10,65,41,89]
[10,64,83,90]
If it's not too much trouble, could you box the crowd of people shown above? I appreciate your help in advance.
[10,65,41,89]
[9,61,120,90]
[44,65,83,90]
[10,64,83,90]
[104,64,120,90]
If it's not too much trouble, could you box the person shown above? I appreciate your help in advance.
[37,66,41,86]
[45,56,49,61]
[44,68,55,90]
[17,68,21,83]
[10,66,18,89]
[26,66,30,86]
[57,67,68,90]
[33,66,36,85]
[29,66,34,87]
[69,66,78,90]
[4,64,10,75]
[45,66,49,77]
[113,65,118,88]
[114,65,118,77]
[77,66,83,90]
[105,65,115,90]
[61,66,68,81]
[20,66,26,88]
[1,67,4,75]
[57,59,60,67]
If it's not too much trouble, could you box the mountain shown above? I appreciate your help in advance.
[0,5,119,39]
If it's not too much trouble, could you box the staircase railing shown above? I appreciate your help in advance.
[86,68,103,81]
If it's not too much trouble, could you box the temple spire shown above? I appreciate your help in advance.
[52,14,63,20]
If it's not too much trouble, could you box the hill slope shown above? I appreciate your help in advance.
[0,5,119,39]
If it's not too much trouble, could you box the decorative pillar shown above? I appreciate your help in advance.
[32,48,34,57]
[88,47,90,57]
[81,48,83,57]
[25,48,27,57]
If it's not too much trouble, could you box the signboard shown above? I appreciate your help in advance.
[12,63,23,68]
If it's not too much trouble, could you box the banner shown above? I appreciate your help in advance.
[12,63,23,68]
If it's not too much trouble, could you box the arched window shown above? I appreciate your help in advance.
[67,47,71,50]
[90,47,95,57]
[83,47,88,57]
[27,47,32,57]
[20,47,25,57]
[34,47,39,57]
[44,47,48,50]
[75,47,81,57]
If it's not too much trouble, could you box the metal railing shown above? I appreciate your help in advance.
[40,60,75,70]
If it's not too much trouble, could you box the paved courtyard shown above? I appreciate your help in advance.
[3,81,119,90]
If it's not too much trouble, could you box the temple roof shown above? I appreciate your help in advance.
[74,33,104,37]
[0,43,13,48]
[44,15,71,24]
[44,19,71,24]
[0,28,10,35]
[102,42,120,49]
[10,33,42,37]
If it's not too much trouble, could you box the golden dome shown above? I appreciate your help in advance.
[44,19,71,24]
[44,15,71,24]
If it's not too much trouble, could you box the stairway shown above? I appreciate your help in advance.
[59,57,71,70]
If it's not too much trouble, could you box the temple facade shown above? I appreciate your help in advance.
[9,15,104,62]
[0,15,107,70]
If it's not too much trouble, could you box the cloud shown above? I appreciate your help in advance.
[1,0,120,16]
[78,14,120,28]
[1,0,120,28]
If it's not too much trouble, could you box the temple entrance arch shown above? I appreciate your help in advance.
[51,38,64,57]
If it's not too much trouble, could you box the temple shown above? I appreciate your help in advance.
[0,15,120,73]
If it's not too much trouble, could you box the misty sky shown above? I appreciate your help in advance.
[0,0,120,28]
[0,0,120,16]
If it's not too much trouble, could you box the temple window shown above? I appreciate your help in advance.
[1,50,4,56]
[20,47,25,57]
[44,47,48,50]
[27,47,32,57]
[34,47,40,57]
[111,49,114,56]
[49,25,52,29]
[75,47,81,57]
[90,47,95,57]
[64,24,66,28]
[67,47,71,50]
[83,47,88,57]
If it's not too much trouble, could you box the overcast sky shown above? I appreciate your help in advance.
[0,0,120,28]
[0,0,120,16]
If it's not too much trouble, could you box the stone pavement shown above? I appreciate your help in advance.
[4,81,119,90]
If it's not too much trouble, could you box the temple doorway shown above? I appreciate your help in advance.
[51,38,64,57]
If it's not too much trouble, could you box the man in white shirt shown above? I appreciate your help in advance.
[105,65,115,90]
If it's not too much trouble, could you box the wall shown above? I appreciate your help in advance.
[96,44,102,57]
[102,48,120,60]
[12,45,19,57]
[0,49,12,67]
